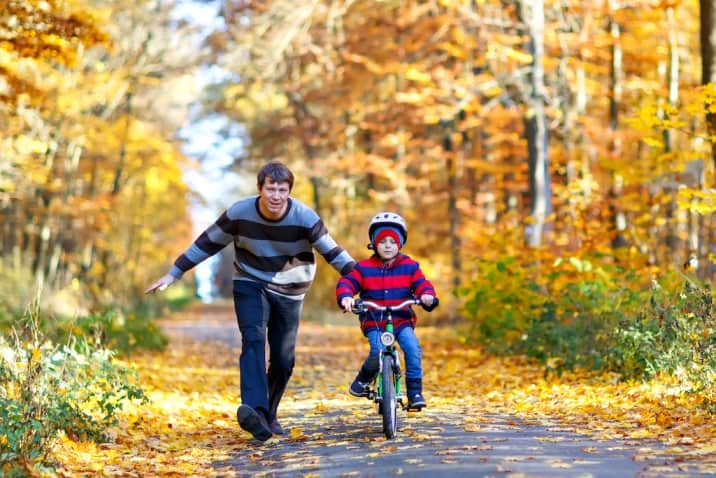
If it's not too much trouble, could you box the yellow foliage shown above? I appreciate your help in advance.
[405,67,432,84]
[677,188,716,215]
[395,91,428,105]
[342,52,385,75]
[12,134,48,155]
[495,45,533,65]
[437,41,468,59]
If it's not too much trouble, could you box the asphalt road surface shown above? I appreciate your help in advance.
[210,408,698,478]
[162,305,712,478]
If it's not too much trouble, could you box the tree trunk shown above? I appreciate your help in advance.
[608,14,627,249]
[558,31,578,251]
[663,6,680,261]
[442,129,461,290]
[700,0,716,277]
[701,0,716,176]
[522,0,552,247]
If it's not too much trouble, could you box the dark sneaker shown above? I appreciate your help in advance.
[349,379,369,397]
[269,419,285,435]
[408,393,426,409]
[237,405,272,441]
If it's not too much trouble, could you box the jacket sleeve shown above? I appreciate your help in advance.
[336,265,363,306]
[308,217,356,276]
[410,263,436,298]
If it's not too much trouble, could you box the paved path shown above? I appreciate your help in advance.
[160,303,712,478]
[211,409,691,477]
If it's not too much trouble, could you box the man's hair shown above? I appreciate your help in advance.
[257,161,294,190]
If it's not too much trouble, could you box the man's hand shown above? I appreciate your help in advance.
[340,296,354,313]
[144,274,177,294]
[420,294,435,307]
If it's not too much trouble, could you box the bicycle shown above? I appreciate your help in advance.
[350,297,437,439]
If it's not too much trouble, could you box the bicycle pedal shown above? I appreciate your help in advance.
[406,405,424,412]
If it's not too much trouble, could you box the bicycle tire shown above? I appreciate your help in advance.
[381,354,398,439]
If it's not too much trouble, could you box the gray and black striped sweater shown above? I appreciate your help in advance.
[169,196,355,299]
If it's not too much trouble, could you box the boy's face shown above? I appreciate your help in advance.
[376,236,399,261]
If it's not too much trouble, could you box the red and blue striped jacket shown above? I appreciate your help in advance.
[336,253,436,335]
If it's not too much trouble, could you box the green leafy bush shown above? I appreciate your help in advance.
[611,276,716,384]
[0,304,170,357]
[458,255,646,373]
[525,264,646,373]
[0,255,195,358]
[459,257,549,354]
[52,309,168,356]
[0,305,148,476]
[459,255,716,409]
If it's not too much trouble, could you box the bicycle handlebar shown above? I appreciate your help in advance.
[351,298,421,314]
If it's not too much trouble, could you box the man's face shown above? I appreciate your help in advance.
[258,178,291,219]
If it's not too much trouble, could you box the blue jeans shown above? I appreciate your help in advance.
[361,326,422,380]
[233,280,302,422]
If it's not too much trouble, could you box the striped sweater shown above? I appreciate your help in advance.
[169,196,355,298]
[336,253,436,334]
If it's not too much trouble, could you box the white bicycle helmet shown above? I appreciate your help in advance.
[368,212,408,246]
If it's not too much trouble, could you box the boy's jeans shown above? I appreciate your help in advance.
[362,326,422,379]
[233,280,302,422]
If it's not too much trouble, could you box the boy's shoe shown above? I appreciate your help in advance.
[406,377,425,409]
[349,379,370,397]
[237,405,272,441]
[269,418,285,435]
[407,392,426,409]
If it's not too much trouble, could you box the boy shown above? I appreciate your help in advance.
[336,212,437,409]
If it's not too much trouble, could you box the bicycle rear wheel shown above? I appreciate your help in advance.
[381,355,398,439]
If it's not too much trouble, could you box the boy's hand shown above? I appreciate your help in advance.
[340,297,354,313]
[420,294,435,307]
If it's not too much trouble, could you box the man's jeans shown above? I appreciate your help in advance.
[233,280,302,421]
[361,326,422,380]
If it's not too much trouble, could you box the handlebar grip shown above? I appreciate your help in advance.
[349,298,363,314]
[421,297,439,312]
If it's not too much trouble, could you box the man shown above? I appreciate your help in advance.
[145,161,355,441]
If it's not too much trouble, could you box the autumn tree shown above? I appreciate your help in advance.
[0,0,204,309]
[207,0,715,312]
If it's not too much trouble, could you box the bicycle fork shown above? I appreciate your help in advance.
[376,348,405,406]
[372,309,405,408]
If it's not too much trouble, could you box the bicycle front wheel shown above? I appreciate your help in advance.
[381,354,398,439]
